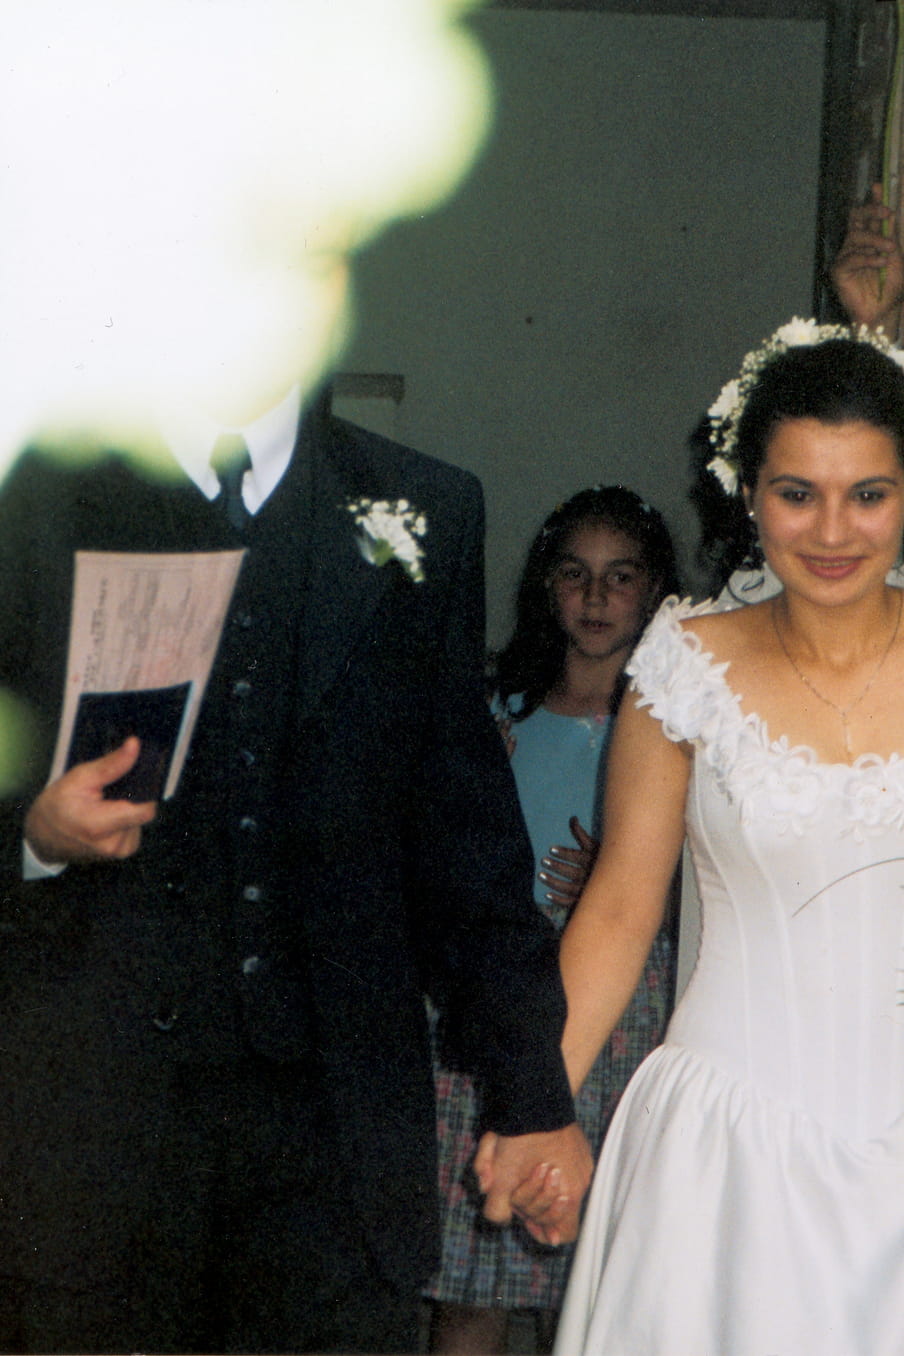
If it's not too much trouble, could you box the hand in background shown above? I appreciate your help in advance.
[24,736,157,865]
[474,1122,593,1246]
[831,183,904,337]
[538,815,599,909]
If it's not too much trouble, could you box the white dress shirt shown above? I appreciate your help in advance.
[156,382,303,515]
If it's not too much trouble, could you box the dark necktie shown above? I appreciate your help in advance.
[210,433,251,531]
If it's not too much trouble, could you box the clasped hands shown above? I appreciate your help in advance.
[474,1121,593,1246]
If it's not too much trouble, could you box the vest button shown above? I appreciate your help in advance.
[243,884,263,903]
[239,816,258,832]
[233,679,252,698]
[242,955,261,976]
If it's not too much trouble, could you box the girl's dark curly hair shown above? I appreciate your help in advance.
[492,485,681,721]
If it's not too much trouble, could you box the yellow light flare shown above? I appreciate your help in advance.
[0,0,492,457]
[0,0,492,792]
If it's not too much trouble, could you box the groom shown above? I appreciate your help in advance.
[0,377,590,1353]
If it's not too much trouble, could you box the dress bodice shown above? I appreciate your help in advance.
[628,598,904,1142]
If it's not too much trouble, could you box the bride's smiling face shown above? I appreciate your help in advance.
[746,416,904,603]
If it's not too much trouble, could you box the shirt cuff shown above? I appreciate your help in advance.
[23,839,67,880]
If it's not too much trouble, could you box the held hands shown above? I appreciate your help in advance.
[24,736,157,865]
[831,183,904,336]
[474,1122,593,1246]
[538,816,599,909]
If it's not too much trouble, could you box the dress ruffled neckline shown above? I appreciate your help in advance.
[627,597,904,839]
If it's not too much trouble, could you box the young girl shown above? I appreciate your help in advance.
[425,485,680,1355]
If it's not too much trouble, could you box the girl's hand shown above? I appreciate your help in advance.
[493,711,517,759]
[538,816,599,909]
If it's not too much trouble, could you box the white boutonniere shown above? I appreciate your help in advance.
[346,497,427,583]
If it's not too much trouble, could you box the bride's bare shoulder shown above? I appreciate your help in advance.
[679,599,774,663]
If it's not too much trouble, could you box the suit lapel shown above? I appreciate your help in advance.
[295,424,392,722]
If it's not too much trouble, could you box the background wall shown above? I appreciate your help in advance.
[339,7,827,644]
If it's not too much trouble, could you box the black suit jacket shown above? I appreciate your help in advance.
[0,401,573,1292]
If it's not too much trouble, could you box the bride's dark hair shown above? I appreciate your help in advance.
[491,485,680,721]
[705,339,904,582]
[736,339,904,492]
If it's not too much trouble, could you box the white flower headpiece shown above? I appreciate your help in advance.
[347,497,427,583]
[706,317,904,496]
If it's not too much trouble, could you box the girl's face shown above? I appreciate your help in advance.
[547,522,655,662]
[746,417,904,606]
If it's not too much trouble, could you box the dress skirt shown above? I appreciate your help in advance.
[554,1042,904,1356]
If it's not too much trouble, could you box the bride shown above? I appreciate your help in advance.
[528,320,904,1354]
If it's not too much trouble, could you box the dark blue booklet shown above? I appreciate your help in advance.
[64,682,192,801]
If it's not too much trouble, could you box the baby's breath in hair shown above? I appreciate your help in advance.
[706,317,904,496]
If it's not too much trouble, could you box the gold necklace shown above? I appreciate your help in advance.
[771,590,903,758]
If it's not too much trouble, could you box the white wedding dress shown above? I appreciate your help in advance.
[554,597,904,1356]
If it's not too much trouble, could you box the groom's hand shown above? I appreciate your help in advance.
[24,736,157,865]
[474,1122,592,1246]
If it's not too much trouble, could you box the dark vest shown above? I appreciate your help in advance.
[147,438,318,1062]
